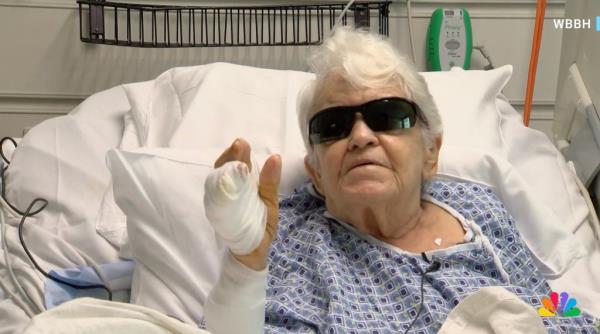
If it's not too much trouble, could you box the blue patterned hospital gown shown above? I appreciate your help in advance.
[265,177,599,333]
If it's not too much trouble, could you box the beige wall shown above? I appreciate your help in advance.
[0,0,565,138]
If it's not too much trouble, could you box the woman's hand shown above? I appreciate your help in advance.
[213,138,282,271]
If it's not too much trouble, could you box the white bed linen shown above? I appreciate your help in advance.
[496,96,600,318]
[495,96,592,236]
[0,86,130,330]
[0,298,30,334]
[547,231,600,318]
[22,298,207,334]
[107,148,228,325]
[432,68,588,277]
[438,287,546,333]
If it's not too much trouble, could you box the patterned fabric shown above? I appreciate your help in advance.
[264,177,599,333]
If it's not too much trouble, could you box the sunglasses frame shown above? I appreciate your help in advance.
[308,96,428,145]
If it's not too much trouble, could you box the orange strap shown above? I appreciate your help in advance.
[523,0,547,126]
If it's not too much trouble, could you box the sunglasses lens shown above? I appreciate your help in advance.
[365,99,416,132]
[309,108,354,144]
[308,98,419,144]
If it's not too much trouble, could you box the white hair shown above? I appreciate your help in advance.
[297,27,443,165]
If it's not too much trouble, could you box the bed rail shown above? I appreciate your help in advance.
[76,0,391,48]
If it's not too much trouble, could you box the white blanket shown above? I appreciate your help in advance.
[19,289,548,334]
[439,287,546,334]
[22,298,208,334]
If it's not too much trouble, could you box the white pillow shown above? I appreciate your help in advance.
[97,63,312,253]
[106,148,228,325]
[438,145,586,277]
[421,66,511,153]
[125,62,313,196]
[496,96,590,237]
[424,66,587,276]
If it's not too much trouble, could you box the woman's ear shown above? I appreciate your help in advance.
[422,136,442,181]
[304,155,325,195]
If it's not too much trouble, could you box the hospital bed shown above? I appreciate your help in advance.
[1,61,599,333]
[2,3,600,334]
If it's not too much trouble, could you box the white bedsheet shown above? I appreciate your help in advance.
[0,298,30,334]
[548,232,600,317]
[0,86,130,331]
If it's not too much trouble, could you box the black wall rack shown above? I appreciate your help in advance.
[77,1,391,47]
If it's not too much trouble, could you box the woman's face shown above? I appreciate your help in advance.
[305,73,441,207]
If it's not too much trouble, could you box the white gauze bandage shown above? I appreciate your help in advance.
[204,160,267,255]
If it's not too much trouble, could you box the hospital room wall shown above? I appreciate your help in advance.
[0,0,564,139]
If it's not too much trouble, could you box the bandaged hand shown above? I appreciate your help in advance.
[204,159,266,255]
[204,138,281,271]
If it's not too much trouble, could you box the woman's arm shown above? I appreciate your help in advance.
[203,252,267,334]
[202,138,281,332]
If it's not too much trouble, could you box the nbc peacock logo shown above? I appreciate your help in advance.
[538,291,581,317]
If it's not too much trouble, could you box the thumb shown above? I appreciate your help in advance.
[258,154,282,206]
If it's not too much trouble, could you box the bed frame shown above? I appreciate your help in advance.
[553,0,600,220]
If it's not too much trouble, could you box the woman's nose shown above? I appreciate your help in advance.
[348,113,378,150]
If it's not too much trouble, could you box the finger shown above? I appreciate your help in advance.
[259,154,282,244]
[258,154,282,207]
[213,138,252,170]
[238,140,252,172]
[213,139,238,168]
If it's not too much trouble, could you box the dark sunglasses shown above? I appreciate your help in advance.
[308,97,426,144]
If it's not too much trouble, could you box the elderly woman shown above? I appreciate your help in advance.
[204,28,597,333]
